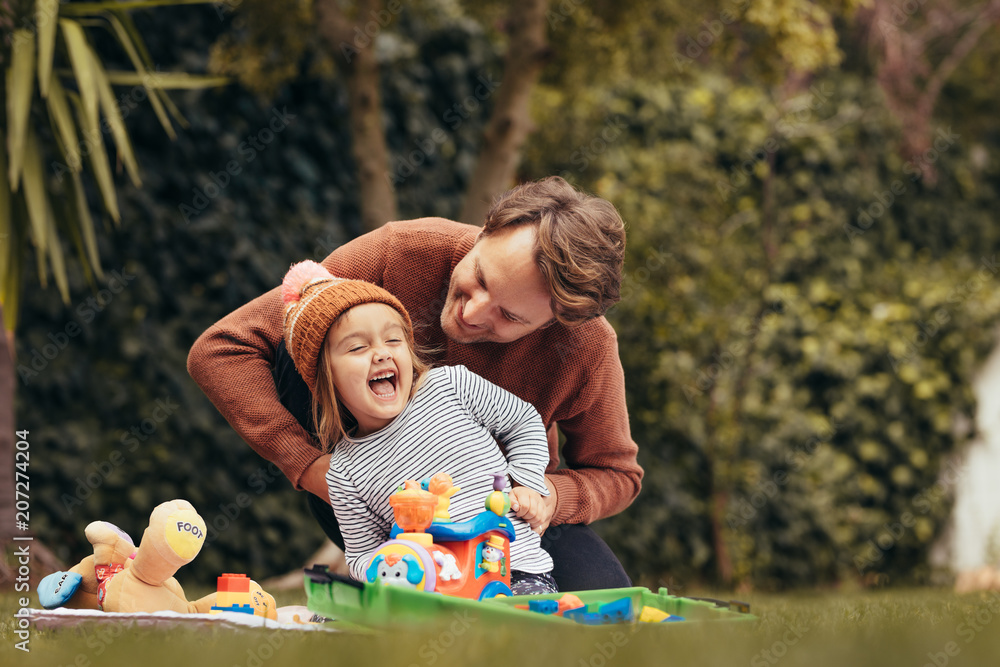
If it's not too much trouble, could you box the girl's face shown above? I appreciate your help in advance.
[324,303,414,437]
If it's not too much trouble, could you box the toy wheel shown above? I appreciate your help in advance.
[478,580,513,600]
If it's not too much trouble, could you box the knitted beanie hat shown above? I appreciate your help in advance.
[282,260,412,392]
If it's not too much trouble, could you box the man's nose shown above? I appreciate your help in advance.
[464,291,489,325]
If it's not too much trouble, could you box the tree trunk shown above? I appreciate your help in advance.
[316,0,398,231]
[459,0,550,226]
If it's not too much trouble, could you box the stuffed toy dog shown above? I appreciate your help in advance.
[38,499,275,618]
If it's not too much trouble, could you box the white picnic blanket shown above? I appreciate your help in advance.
[25,606,336,631]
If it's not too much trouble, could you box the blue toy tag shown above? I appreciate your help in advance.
[38,571,83,609]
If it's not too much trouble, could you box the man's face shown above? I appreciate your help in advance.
[441,225,555,344]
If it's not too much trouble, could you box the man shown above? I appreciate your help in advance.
[188,176,642,590]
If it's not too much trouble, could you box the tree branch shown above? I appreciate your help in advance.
[459,0,550,225]
[917,0,1000,124]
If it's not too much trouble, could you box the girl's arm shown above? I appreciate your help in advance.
[445,365,550,495]
[326,463,392,582]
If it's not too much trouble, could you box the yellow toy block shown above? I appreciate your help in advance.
[639,606,672,623]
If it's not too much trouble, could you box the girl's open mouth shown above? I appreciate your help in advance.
[368,371,397,398]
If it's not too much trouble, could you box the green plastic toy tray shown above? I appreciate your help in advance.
[304,565,755,629]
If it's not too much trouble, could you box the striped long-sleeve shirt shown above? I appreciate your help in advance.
[326,365,554,581]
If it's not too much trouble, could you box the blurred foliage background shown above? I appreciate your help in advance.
[4,0,1000,592]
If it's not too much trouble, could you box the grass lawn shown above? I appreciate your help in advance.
[2,587,999,667]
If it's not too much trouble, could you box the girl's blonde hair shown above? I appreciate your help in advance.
[311,308,430,450]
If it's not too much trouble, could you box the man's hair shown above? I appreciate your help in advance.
[482,176,626,326]
[312,309,430,450]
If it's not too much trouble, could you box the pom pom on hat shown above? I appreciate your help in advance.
[283,260,336,304]
[280,260,413,393]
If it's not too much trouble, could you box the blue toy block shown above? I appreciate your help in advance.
[528,599,559,615]
[211,604,255,615]
[563,598,635,625]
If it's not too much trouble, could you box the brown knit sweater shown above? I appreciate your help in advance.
[187,219,643,525]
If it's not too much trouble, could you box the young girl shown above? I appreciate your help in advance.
[281,261,557,595]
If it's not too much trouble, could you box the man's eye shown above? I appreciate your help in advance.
[503,312,520,323]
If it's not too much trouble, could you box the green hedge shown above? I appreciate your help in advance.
[525,73,1000,588]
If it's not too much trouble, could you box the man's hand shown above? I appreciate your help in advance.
[299,454,332,498]
[510,475,558,535]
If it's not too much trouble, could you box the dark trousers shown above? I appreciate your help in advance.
[276,340,632,592]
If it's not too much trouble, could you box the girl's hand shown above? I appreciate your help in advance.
[510,477,558,534]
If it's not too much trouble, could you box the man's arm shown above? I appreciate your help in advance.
[546,340,643,526]
[186,225,395,489]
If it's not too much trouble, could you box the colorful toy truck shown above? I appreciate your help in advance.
[362,472,516,600]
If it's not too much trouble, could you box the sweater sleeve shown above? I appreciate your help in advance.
[186,223,397,488]
[326,458,392,582]
[446,366,550,496]
[548,338,643,526]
